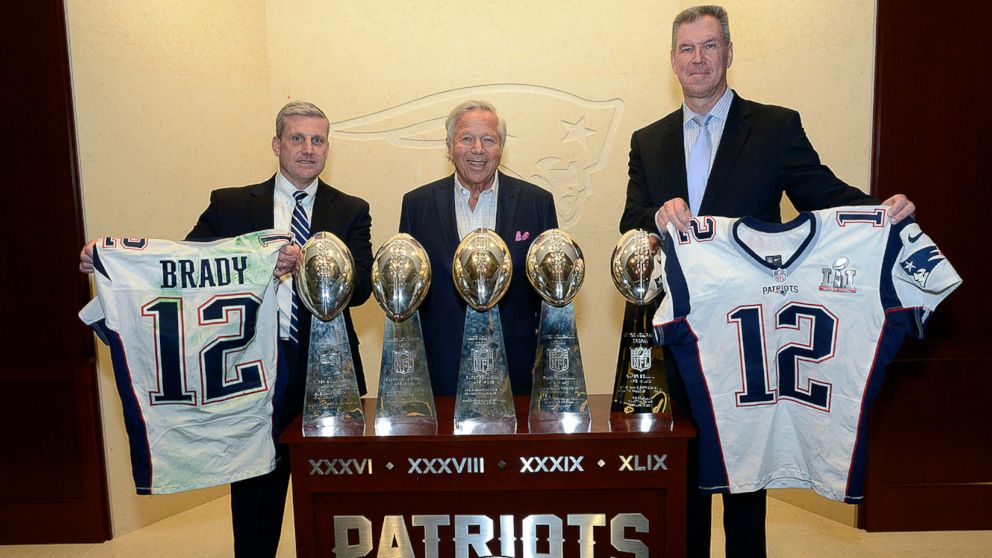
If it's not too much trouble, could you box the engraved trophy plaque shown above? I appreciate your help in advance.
[609,229,673,432]
[525,229,591,434]
[298,232,365,436]
[372,233,437,436]
[452,229,515,435]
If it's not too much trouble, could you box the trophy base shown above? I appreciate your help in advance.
[303,416,366,437]
[302,314,366,438]
[453,416,517,436]
[374,415,438,436]
[528,411,591,434]
[608,412,673,433]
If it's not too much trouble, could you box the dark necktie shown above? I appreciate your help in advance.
[289,190,310,345]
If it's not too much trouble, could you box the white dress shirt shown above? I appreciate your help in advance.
[454,173,499,240]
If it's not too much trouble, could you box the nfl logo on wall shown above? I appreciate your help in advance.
[548,346,570,373]
[630,347,652,372]
[472,346,495,374]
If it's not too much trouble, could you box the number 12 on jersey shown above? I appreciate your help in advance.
[142,294,266,406]
[727,301,837,411]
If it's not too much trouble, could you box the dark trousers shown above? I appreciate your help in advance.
[666,349,767,558]
[684,449,767,557]
[231,340,303,558]
[231,444,292,558]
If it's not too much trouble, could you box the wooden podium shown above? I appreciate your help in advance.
[283,395,693,557]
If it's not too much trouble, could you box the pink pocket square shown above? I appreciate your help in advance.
[515,231,530,241]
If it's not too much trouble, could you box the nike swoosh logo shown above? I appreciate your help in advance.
[909,232,924,243]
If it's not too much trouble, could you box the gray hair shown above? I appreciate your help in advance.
[672,5,731,50]
[275,101,328,138]
[445,100,507,149]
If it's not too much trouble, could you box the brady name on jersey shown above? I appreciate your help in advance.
[652,206,961,503]
[159,254,249,289]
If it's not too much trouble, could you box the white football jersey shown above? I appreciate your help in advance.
[653,207,961,502]
[80,230,291,494]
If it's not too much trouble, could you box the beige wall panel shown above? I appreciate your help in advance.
[68,0,272,537]
[726,0,875,191]
[68,1,268,80]
[73,67,273,240]
[70,0,874,534]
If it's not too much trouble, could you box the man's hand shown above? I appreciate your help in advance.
[275,243,301,278]
[655,197,693,233]
[881,194,915,224]
[79,239,97,273]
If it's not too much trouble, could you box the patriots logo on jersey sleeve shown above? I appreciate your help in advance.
[900,246,944,288]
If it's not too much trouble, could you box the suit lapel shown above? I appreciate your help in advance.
[700,94,751,214]
[248,177,276,230]
[661,118,690,203]
[432,176,461,255]
[495,171,520,241]
[310,180,340,235]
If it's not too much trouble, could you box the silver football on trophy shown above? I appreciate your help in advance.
[611,229,665,305]
[298,232,355,321]
[526,228,585,307]
[452,229,512,312]
[372,233,432,322]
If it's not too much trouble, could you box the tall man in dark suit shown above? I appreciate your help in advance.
[80,101,372,558]
[620,6,915,558]
[184,101,372,557]
[399,100,557,396]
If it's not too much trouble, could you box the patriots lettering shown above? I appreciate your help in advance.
[331,513,649,558]
[763,284,799,296]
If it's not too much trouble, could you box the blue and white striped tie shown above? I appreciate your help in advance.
[289,190,310,345]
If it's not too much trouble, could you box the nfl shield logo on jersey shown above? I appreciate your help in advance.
[772,268,787,283]
[548,346,570,373]
[630,347,652,372]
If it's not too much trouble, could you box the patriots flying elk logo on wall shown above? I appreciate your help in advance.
[326,84,624,228]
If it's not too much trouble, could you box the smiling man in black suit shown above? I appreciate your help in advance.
[620,5,914,558]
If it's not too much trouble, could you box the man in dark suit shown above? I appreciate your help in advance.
[187,101,371,558]
[81,100,372,558]
[620,6,914,558]
[399,100,557,397]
